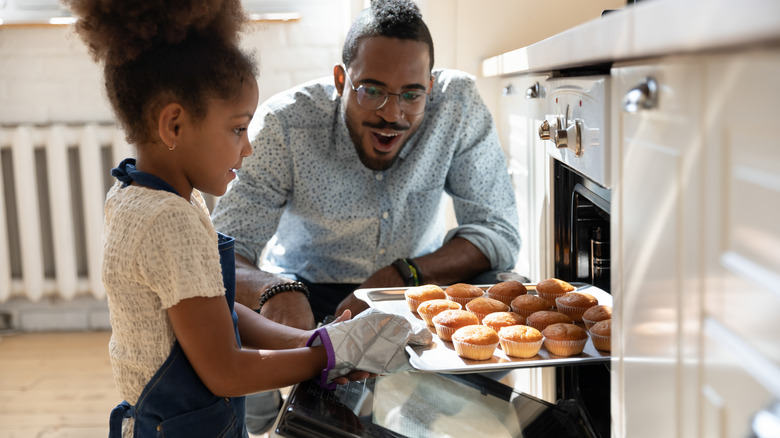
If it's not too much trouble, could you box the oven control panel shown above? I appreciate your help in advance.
[539,76,610,188]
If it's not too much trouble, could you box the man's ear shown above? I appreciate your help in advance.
[157,103,184,150]
[334,64,346,96]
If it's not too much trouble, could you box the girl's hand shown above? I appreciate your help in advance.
[315,309,379,384]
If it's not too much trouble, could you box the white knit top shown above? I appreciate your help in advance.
[102,181,225,410]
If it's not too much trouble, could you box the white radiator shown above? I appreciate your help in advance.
[0,123,132,303]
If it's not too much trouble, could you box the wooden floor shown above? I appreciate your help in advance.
[0,331,274,438]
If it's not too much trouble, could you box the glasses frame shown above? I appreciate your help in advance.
[343,68,430,115]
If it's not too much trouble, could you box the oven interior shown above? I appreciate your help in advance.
[552,159,612,438]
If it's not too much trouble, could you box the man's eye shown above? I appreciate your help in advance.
[361,86,386,99]
[401,91,425,102]
[233,127,248,136]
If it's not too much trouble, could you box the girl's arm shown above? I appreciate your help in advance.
[167,296,326,397]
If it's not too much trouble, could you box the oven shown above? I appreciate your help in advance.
[541,72,613,438]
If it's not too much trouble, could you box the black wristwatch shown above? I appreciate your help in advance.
[391,258,423,287]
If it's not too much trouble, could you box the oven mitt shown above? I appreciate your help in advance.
[306,308,432,389]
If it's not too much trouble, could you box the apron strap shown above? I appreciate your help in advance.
[111,158,180,196]
[108,400,134,438]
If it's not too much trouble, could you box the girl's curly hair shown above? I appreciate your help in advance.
[65,0,258,145]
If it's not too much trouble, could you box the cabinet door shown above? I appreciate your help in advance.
[700,49,780,438]
[612,58,704,438]
[499,75,551,282]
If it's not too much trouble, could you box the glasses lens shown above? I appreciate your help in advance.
[355,85,427,115]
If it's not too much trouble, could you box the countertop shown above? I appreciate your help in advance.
[481,0,780,77]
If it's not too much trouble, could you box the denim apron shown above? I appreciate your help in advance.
[108,158,247,437]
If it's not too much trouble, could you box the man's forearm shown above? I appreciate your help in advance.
[411,237,490,286]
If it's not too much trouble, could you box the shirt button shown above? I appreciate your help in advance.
[378,248,386,255]
[375,173,384,181]
[382,211,389,219]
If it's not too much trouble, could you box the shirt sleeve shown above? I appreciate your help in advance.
[135,203,225,309]
[211,108,291,265]
[442,74,521,271]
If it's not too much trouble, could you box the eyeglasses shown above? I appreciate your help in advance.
[344,70,429,115]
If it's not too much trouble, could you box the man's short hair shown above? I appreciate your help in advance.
[342,0,434,71]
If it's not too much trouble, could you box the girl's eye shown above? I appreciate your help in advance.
[233,127,248,136]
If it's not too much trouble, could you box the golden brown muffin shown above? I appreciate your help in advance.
[404,284,446,313]
[536,278,576,307]
[498,325,544,358]
[542,323,589,356]
[510,294,553,317]
[482,311,526,333]
[582,305,613,330]
[416,299,462,326]
[486,281,528,306]
[465,297,510,323]
[526,310,574,332]
[443,283,484,306]
[431,309,480,341]
[452,325,499,360]
[555,292,598,322]
[589,319,611,352]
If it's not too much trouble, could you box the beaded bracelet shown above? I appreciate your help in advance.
[257,281,309,312]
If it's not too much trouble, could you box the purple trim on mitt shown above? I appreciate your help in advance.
[306,327,337,390]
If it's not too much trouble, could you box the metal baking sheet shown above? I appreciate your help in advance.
[354,283,611,374]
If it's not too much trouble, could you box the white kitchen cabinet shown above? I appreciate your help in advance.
[700,49,780,438]
[498,75,552,282]
[612,48,780,438]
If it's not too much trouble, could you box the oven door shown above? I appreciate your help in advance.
[272,371,596,438]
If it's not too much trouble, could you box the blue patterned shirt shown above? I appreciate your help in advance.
[211,69,520,283]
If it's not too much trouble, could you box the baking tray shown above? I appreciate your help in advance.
[354,283,611,374]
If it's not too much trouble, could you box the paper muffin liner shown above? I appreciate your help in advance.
[445,294,481,306]
[433,323,458,341]
[526,319,562,332]
[499,338,544,358]
[555,302,588,322]
[537,291,567,308]
[510,305,550,318]
[582,316,603,330]
[543,338,588,356]
[405,297,423,313]
[589,332,611,352]
[452,340,499,361]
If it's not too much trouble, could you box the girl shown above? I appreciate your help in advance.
[64,1,429,436]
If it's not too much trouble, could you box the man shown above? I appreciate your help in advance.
[212,0,520,329]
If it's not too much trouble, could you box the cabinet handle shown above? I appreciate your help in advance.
[622,77,658,113]
[751,400,780,438]
[502,84,513,97]
[526,82,542,99]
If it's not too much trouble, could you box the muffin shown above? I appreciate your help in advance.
[542,323,589,356]
[431,309,480,341]
[486,281,528,306]
[404,284,445,313]
[510,294,553,318]
[497,325,544,358]
[482,311,526,333]
[444,283,484,306]
[589,319,611,352]
[465,297,510,323]
[536,278,576,307]
[416,299,461,326]
[555,292,598,322]
[526,310,574,332]
[582,305,612,330]
[451,325,499,360]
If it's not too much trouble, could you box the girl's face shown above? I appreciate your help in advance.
[180,79,259,197]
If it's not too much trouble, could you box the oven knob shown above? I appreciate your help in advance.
[539,119,552,140]
[554,120,583,156]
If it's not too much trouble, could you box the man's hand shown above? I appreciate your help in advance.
[235,254,316,330]
[260,291,315,330]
